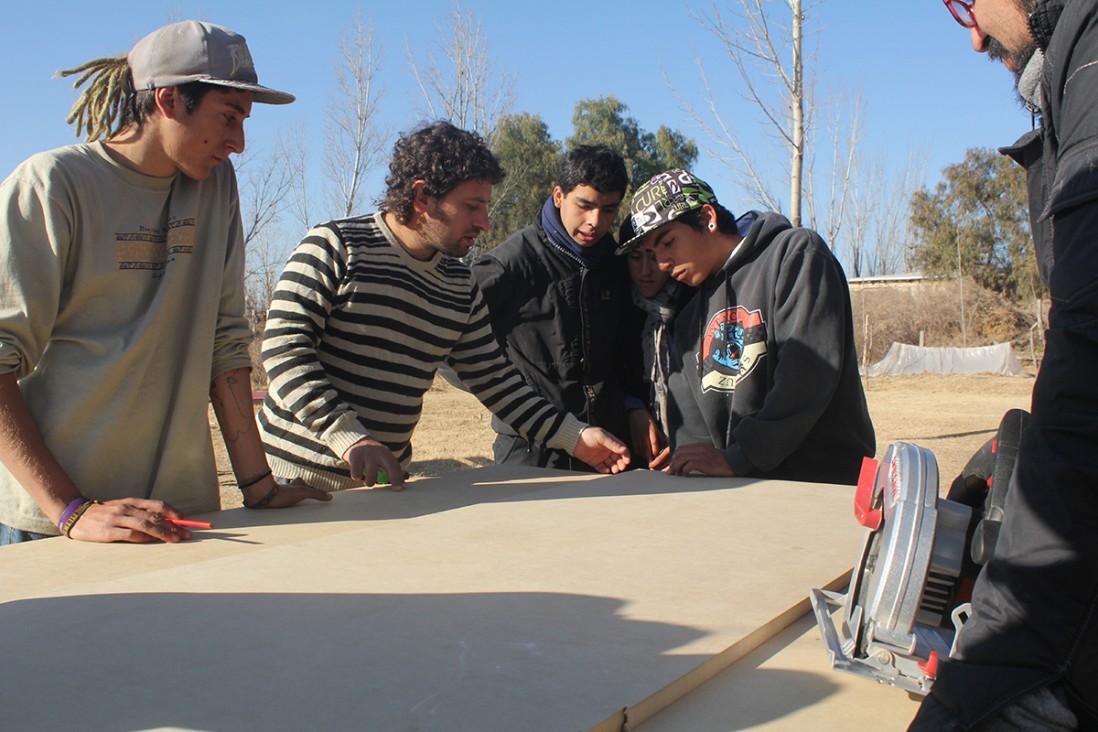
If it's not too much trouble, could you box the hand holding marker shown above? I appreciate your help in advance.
[164,517,213,529]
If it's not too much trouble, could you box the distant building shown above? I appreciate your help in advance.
[848,272,926,291]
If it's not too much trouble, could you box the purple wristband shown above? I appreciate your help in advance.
[57,497,92,533]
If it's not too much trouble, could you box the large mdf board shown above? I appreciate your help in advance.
[1,466,865,731]
[635,612,922,731]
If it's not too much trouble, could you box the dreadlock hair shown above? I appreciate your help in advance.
[57,55,133,141]
[57,56,212,141]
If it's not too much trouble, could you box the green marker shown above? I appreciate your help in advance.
[376,468,389,485]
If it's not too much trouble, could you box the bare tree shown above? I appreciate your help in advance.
[242,230,288,326]
[241,224,299,385]
[803,86,864,252]
[405,2,515,141]
[870,149,926,275]
[234,140,298,382]
[236,142,293,249]
[844,151,876,278]
[680,0,809,224]
[790,0,804,225]
[679,0,893,278]
[845,147,927,277]
[282,120,314,234]
[325,10,386,218]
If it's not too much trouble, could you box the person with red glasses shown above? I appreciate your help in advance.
[910,1,1098,729]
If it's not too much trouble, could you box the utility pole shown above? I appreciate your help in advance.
[957,237,967,347]
[790,0,804,227]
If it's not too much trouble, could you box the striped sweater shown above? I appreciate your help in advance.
[258,212,584,491]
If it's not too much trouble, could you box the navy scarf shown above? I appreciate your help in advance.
[540,196,614,268]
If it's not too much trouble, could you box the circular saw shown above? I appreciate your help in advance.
[810,409,1026,695]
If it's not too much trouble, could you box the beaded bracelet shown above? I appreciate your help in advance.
[63,500,99,538]
[57,497,92,533]
[237,468,273,491]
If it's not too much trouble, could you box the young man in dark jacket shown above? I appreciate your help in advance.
[471,145,635,470]
[909,1,1098,728]
[619,168,874,485]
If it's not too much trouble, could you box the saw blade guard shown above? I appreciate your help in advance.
[810,442,973,695]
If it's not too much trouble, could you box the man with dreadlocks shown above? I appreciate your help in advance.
[0,20,329,545]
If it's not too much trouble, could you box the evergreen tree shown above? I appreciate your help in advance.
[568,96,698,190]
[474,112,561,254]
[909,147,1043,302]
[471,97,697,256]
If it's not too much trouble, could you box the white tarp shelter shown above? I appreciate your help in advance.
[866,342,1024,377]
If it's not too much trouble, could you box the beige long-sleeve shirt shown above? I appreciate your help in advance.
[0,142,251,534]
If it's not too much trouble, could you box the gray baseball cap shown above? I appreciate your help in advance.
[128,20,295,105]
[615,168,718,255]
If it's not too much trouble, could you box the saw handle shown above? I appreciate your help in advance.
[854,457,882,529]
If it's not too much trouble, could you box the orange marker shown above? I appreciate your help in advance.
[165,518,213,529]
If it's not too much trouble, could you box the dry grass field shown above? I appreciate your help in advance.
[214,372,1035,508]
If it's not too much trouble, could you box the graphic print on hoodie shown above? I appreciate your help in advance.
[700,305,767,393]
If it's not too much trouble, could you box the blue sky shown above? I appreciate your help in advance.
[2,1,1031,233]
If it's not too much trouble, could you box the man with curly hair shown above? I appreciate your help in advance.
[258,122,630,491]
[0,20,329,546]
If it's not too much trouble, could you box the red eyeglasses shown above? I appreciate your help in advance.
[944,0,977,28]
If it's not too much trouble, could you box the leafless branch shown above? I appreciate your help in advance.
[804,86,863,250]
[666,60,782,212]
[324,10,386,218]
[404,1,515,141]
[236,139,293,250]
[282,121,313,234]
[679,0,809,222]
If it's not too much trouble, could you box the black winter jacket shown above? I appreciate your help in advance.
[471,218,632,445]
[916,0,1098,727]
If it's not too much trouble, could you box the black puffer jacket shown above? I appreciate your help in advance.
[471,217,632,445]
